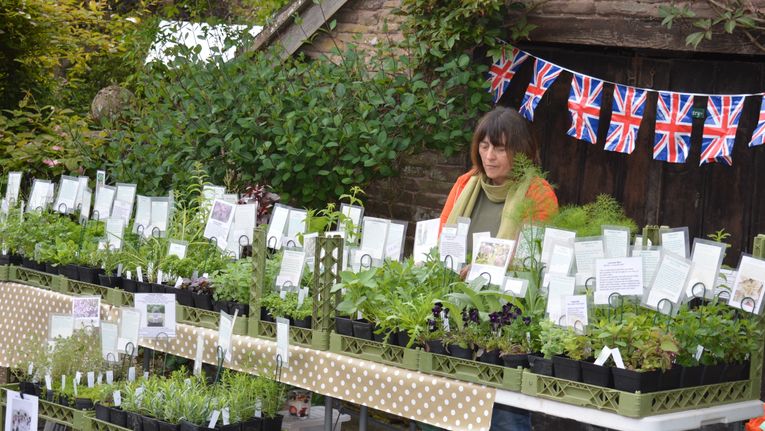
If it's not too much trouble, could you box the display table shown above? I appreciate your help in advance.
[495,389,762,431]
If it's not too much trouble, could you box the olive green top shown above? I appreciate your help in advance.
[466,189,504,254]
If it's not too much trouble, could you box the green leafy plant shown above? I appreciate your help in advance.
[212,258,253,303]
[549,194,637,237]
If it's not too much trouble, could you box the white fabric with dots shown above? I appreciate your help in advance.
[0,282,495,431]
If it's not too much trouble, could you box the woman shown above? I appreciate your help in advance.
[438,106,558,431]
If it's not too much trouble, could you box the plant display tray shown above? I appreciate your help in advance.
[177,304,248,335]
[60,279,133,306]
[85,411,132,431]
[329,333,420,370]
[521,371,757,418]
[0,266,8,281]
[1,386,89,429]
[8,266,60,290]
[249,319,329,350]
[418,351,523,391]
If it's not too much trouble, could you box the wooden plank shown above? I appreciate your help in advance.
[621,58,672,227]
[247,0,312,53]
[516,15,763,57]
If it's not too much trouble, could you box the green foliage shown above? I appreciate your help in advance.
[659,1,762,51]
[549,194,637,237]
[212,258,253,303]
[261,291,312,320]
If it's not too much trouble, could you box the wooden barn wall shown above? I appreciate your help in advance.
[501,44,765,266]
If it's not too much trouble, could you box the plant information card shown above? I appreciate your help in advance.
[660,227,689,259]
[275,249,306,288]
[118,308,141,355]
[541,228,576,265]
[72,296,100,329]
[730,255,765,314]
[574,237,605,279]
[266,204,290,249]
[93,185,116,220]
[564,295,589,329]
[546,274,576,324]
[5,172,21,205]
[594,257,644,305]
[54,175,80,214]
[360,217,390,261]
[467,237,515,286]
[602,226,631,259]
[413,218,440,264]
[685,239,725,300]
[203,199,235,250]
[645,252,693,314]
[134,293,176,338]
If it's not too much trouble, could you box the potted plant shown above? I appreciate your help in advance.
[536,320,566,377]
[98,248,123,289]
[496,303,539,369]
[331,267,381,338]
[212,258,252,317]
[614,325,679,393]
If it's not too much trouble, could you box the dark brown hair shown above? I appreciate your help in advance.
[470,106,538,175]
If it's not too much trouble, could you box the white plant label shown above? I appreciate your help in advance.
[208,410,221,429]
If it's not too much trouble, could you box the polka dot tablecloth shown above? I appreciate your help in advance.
[0,282,496,431]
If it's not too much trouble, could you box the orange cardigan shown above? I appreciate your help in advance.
[438,170,559,232]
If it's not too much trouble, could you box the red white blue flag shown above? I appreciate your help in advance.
[519,58,563,121]
[604,85,648,154]
[488,47,529,104]
[700,95,745,166]
[654,92,694,163]
[566,74,604,144]
[749,96,765,148]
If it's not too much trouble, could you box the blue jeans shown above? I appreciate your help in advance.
[416,405,530,431]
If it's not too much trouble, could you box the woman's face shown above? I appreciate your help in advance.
[478,137,512,185]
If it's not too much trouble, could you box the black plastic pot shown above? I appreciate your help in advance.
[230,302,249,317]
[701,363,726,385]
[372,325,393,344]
[581,361,612,388]
[44,262,59,275]
[739,359,751,381]
[156,419,180,431]
[261,415,284,431]
[501,353,529,369]
[74,397,94,410]
[95,403,111,421]
[193,292,214,310]
[0,254,8,266]
[180,420,213,431]
[293,316,312,329]
[20,256,36,270]
[478,349,501,365]
[352,319,374,340]
[722,361,749,382]
[215,423,240,431]
[109,407,128,428]
[176,289,194,307]
[9,254,22,266]
[78,266,101,284]
[60,264,79,280]
[126,411,144,431]
[151,283,166,294]
[528,354,554,376]
[122,278,138,293]
[660,366,682,391]
[136,281,152,294]
[334,316,354,336]
[58,395,72,407]
[260,306,275,322]
[142,416,159,431]
[447,344,474,360]
[680,364,703,387]
[553,356,582,382]
[426,339,447,355]
[19,381,39,397]
[45,389,55,402]
[612,368,661,393]
[395,330,411,348]
[240,417,262,431]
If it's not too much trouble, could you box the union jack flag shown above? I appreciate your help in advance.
[654,92,694,163]
[748,96,765,148]
[566,74,604,144]
[604,85,648,154]
[519,58,563,121]
[700,95,745,166]
[487,47,529,104]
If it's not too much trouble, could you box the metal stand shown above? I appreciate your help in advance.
[324,396,334,431]
[359,405,368,431]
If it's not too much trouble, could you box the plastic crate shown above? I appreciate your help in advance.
[328,332,420,370]
[418,351,524,391]
[60,279,133,307]
[177,304,248,335]
[8,266,60,290]
[250,319,328,350]
[521,371,755,418]
[85,411,132,431]
[0,265,8,281]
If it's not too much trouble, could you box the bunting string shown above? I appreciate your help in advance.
[487,44,765,166]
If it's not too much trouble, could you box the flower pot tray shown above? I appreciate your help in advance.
[8,265,61,291]
[177,304,248,336]
[329,332,420,370]
[0,265,9,281]
[59,278,133,307]
[520,369,757,418]
[418,351,523,391]
[85,410,133,431]
[248,318,329,350]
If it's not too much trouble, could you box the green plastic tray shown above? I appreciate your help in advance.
[418,351,523,391]
[8,266,60,291]
[329,332,420,370]
[248,319,329,350]
[59,279,133,306]
[176,304,248,335]
[0,265,8,281]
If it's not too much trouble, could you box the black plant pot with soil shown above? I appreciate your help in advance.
[720,361,748,382]
[447,344,474,360]
[142,416,159,431]
[581,361,612,388]
[60,264,79,280]
[478,349,501,365]
[701,363,726,385]
[0,254,9,266]
[193,292,214,310]
[240,417,262,431]
[151,283,166,294]
[293,316,312,329]
[501,353,529,369]
[136,281,152,294]
[78,266,101,284]
[19,381,40,397]
[74,397,94,410]
[352,319,374,340]
[216,423,241,431]
[180,420,213,431]
[426,340,447,355]
[122,278,138,293]
[612,368,661,393]
[660,366,682,391]
[98,273,120,288]
[260,306,275,322]
[44,262,59,275]
[334,316,354,336]
[156,418,180,431]
[372,325,394,344]
[261,415,284,431]
[553,356,582,382]
[109,407,128,427]
[126,411,144,431]
[680,364,704,387]
[528,354,554,376]
[173,288,192,307]
[9,254,22,266]
[229,302,249,317]
[95,403,111,421]
[45,389,55,402]
[395,330,411,348]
